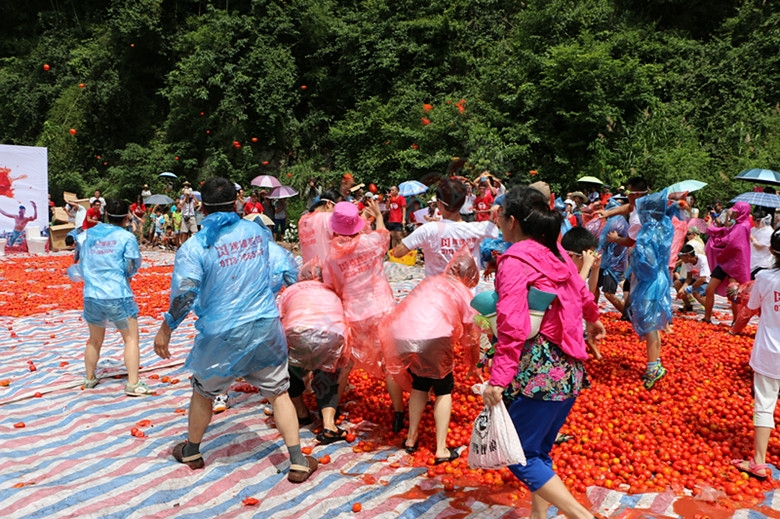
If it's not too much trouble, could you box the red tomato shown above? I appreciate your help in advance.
[242,497,259,506]
[351,503,362,513]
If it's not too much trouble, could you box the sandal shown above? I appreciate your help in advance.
[403,442,418,454]
[731,457,768,480]
[434,447,461,465]
[316,428,347,445]
[172,441,205,469]
[288,455,318,483]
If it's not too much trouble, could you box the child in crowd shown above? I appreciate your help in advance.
[67,200,151,396]
[162,226,176,250]
[629,190,674,389]
[732,229,780,480]
[675,243,710,309]
[561,227,603,360]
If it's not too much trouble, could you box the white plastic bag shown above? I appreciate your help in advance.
[468,382,526,469]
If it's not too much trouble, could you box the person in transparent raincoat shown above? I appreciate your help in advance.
[280,258,350,444]
[67,199,151,396]
[153,177,317,483]
[627,189,674,390]
[383,247,480,463]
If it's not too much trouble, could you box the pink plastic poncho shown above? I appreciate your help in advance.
[705,202,752,296]
[278,277,348,373]
[324,228,395,377]
[668,216,689,269]
[383,248,480,389]
[298,210,334,264]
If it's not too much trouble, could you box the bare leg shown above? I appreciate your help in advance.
[703,277,722,322]
[532,474,593,519]
[646,330,661,363]
[754,426,772,467]
[604,292,624,314]
[321,407,337,432]
[118,318,140,385]
[386,376,404,412]
[433,393,453,459]
[405,389,427,449]
[85,324,106,380]
[267,392,302,448]
[187,391,213,444]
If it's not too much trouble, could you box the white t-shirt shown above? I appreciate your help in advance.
[751,226,775,271]
[401,220,499,278]
[688,253,711,280]
[460,194,475,215]
[748,268,780,379]
[628,209,641,240]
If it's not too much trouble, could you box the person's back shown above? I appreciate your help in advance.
[173,216,277,334]
[76,223,140,299]
[325,229,393,322]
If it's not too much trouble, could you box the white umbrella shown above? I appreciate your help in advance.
[158,172,177,179]
[577,175,603,185]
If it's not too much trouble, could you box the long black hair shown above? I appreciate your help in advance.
[503,186,564,262]
[772,228,780,270]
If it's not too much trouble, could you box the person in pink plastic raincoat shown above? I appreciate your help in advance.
[383,247,480,463]
[703,201,752,324]
[322,199,405,430]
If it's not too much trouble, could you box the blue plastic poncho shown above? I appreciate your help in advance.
[479,237,511,268]
[164,211,287,379]
[628,190,673,337]
[597,198,629,279]
[67,223,141,299]
[269,242,299,295]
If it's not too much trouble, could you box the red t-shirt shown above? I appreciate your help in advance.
[388,195,406,223]
[244,201,263,214]
[83,207,101,229]
[473,192,494,222]
[130,203,146,217]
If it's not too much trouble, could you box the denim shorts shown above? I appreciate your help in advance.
[83,297,139,330]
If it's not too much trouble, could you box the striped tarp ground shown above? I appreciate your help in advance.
[0,252,772,518]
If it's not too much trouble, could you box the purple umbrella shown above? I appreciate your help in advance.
[268,185,299,199]
[250,175,282,189]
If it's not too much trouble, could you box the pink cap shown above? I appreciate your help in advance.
[329,202,365,235]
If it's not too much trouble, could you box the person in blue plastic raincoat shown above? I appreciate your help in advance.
[152,177,317,483]
[67,199,151,396]
[598,196,630,314]
[628,189,673,390]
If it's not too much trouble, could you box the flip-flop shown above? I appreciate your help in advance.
[172,441,205,470]
[288,455,318,483]
[316,428,347,445]
[434,447,461,465]
[731,457,768,480]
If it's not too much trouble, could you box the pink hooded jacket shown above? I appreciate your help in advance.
[490,239,600,388]
[705,201,751,293]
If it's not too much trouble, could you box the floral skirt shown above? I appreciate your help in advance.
[503,334,589,403]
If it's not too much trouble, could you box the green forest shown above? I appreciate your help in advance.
[1,0,779,215]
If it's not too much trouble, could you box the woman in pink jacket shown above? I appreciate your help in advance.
[482,186,606,519]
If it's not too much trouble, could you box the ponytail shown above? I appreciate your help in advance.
[503,186,565,262]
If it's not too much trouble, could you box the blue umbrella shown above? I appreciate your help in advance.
[158,172,178,179]
[398,180,428,197]
[735,168,780,185]
[144,194,174,205]
[730,192,780,208]
[666,180,707,194]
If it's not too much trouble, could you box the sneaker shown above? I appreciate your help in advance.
[83,377,99,389]
[125,380,152,396]
[643,364,667,390]
[213,394,229,413]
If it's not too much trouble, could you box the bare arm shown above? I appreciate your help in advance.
[364,198,385,231]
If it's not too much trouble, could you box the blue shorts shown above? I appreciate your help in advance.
[83,297,138,330]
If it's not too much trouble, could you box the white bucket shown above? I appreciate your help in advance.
[0,238,6,257]
[26,225,41,239]
[27,237,48,255]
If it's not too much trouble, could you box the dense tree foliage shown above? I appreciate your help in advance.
[1,0,778,215]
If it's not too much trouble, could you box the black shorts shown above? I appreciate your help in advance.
[386,222,403,232]
[598,269,623,295]
[711,265,729,281]
[408,370,454,396]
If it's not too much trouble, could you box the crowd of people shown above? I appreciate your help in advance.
[64,170,780,515]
